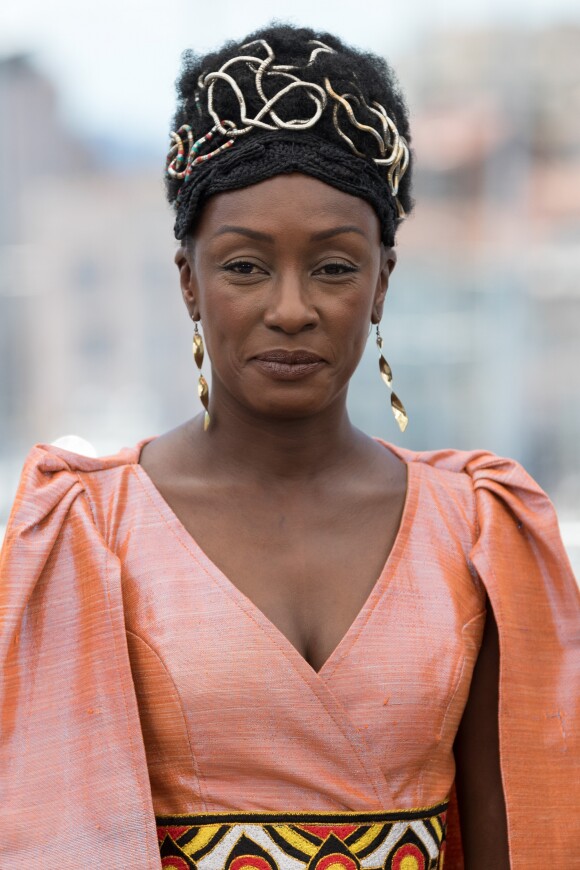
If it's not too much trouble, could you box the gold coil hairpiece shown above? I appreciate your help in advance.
[324,80,409,210]
[202,39,330,136]
[166,39,409,216]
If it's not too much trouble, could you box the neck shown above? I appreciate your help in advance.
[188,384,366,484]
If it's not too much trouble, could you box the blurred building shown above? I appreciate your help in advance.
[0,54,94,243]
[0,54,189,520]
[21,171,189,449]
[390,25,580,500]
[0,54,94,455]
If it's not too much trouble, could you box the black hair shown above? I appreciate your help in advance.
[165,22,414,244]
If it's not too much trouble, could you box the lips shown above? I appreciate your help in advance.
[254,350,324,364]
[252,349,326,380]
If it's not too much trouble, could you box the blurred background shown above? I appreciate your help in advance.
[1,0,579,573]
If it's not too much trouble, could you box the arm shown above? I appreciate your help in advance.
[453,600,510,869]
[0,446,158,866]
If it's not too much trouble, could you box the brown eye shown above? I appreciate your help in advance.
[317,262,359,276]
[223,261,262,275]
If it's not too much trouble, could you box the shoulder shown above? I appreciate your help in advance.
[380,442,486,543]
[384,442,580,616]
[3,436,153,542]
[379,439,569,562]
[382,440,552,518]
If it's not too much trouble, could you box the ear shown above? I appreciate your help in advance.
[371,245,397,324]
[175,242,200,321]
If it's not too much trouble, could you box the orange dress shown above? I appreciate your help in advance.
[1,436,578,869]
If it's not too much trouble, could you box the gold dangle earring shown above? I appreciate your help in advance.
[192,319,210,431]
[376,324,408,432]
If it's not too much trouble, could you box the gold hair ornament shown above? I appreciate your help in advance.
[202,39,329,136]
[324,80,409,216]
[166,39,409,217]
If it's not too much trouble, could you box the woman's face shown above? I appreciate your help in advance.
[176,173,396,421]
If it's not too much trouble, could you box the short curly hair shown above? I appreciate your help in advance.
[166,22,414,245]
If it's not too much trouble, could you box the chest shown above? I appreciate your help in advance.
[123,462,486,813]
[145,478,406,673]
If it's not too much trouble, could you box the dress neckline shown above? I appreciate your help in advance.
[131,436,420,681]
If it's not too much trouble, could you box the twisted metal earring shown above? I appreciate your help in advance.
[376,324,408,432]
[192,319,210,431]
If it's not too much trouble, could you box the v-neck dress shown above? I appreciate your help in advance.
[4,436,578,868]
[82,436,486,868]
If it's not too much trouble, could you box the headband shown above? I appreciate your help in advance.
[166,39,410,244]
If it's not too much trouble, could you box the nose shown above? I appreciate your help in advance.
[263,271,319,334]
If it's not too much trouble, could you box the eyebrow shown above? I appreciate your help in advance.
[212,224,367,242]
[213,225,273,242]
[310,225,366,241]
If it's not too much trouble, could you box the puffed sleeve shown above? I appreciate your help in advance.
[465,450,580,866]
[386,443,580,867]
[0,445,160,868]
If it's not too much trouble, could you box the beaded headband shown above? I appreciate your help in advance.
[166,39,410,222]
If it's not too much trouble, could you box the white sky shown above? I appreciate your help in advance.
[2,0,579,145]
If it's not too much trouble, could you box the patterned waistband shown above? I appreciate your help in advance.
[156,801,448,870]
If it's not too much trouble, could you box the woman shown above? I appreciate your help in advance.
[1,24,578,869]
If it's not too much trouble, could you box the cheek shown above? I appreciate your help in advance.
[337,318,372,378]
[322,286,376,348]
[200,291,260,360]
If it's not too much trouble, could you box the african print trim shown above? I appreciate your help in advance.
[156,802,448,870]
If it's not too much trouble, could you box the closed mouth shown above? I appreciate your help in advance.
[251,349,326,380]
[253,350,325,364]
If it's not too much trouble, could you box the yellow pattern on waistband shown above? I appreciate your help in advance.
[156,801,449,870]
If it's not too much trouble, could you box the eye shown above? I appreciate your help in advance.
[222,260,265,275]
[316,261,359,276]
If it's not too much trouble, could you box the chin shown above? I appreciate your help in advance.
[246,392,332,421]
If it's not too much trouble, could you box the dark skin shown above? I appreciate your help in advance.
[139,173,509,867]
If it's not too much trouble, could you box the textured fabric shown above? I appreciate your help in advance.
[0,437,578,869]
[124,452,484,819]
[172,132,400,244]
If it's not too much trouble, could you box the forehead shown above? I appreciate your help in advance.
[194,173,381,242]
